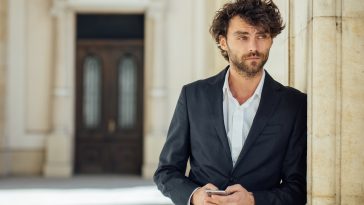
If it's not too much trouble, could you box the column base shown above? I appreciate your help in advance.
[0,150,9,176]
[43,133,73,178]
[44,163,72,177]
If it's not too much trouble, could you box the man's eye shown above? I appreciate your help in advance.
[238,36,248,40]
[257,34,268,39]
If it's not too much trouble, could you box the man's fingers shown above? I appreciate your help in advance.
[204,183,218,191]
[204,195,219,205]
[225,184,246,194]
[191,184,218,205]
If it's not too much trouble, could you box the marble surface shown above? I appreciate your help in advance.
[341,16,364,204]
[308,2,364,204]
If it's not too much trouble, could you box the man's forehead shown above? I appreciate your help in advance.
[228,16,268,34]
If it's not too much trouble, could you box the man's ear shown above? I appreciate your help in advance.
[219,35,227,51]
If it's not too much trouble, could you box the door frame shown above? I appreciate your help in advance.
[44,0,168,177]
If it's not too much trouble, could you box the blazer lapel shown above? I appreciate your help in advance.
[233,72,282,169]
[207,67,233,167]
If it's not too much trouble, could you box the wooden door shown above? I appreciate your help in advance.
[75,40,143,174]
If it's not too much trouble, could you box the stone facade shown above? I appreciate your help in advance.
[0,0,7,175]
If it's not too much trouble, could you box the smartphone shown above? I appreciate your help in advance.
[205,190,229,196]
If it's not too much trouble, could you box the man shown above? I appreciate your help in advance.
[154,0,307,205]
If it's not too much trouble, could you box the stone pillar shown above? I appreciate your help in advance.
[308,0,364,204]
[192,0,209,80]
[288,0,309,92]
[340,0,364,204]
[0,0,7,175]
[43,0,75,177]
[142,0,168,178]
[308,0,341,204]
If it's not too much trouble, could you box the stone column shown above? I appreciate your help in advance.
[0,0,7,175]
[340,0,364,204]
[308,0,341,204]
[308,0,364,204]
[142,0,168,178]
[288,0,309,92]
[43,0,75,177]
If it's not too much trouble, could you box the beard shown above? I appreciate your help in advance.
[227,46,269,78]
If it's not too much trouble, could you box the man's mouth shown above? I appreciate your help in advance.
[244,52,261,60]
[245,57,260,60]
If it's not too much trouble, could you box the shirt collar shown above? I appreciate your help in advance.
[222,68,266,99]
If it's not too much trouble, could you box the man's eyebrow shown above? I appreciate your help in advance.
[233,30,269,36]
[233,31,249,35]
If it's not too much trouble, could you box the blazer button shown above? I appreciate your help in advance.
[229,177,234,182]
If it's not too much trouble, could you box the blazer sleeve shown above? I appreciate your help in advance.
[153,86,199,205]
[253,95,307,205]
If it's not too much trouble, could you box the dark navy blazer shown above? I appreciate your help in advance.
[154,67,307,205]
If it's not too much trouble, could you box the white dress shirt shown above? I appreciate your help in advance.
[222,69,265,166]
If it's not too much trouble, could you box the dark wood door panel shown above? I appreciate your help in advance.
[75,40,144,175]
[110,143,141,174]
[75,143,110,173]
[75,141,141,174]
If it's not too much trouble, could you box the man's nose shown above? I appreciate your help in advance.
[248,38,258,52]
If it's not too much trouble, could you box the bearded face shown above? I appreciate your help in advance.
[219,16,273,78]
[227,45,269,78]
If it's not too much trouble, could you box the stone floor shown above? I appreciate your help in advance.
[0,175,173,205]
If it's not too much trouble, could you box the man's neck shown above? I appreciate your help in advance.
[228,66,263,105]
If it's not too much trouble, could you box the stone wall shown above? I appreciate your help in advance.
[3,0,52,175]
[0,0,7,175]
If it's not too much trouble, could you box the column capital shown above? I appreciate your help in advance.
[146,0,167,19]
[51,0,68,17]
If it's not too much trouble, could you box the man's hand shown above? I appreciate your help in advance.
[191,183,219,205]
[204,184,255,205]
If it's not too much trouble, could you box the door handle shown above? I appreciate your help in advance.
[108,119,116,133]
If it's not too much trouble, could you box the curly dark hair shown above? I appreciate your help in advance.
[210,0,285,61]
